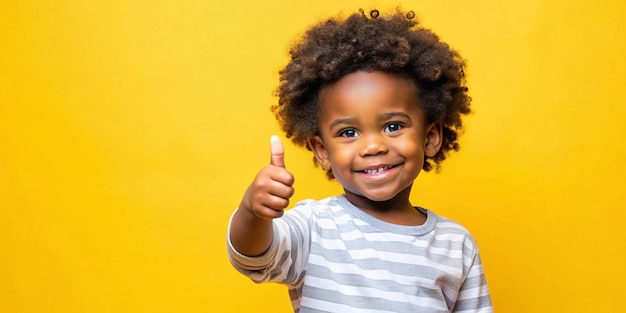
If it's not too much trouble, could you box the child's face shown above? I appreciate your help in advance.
[309,71,442,204]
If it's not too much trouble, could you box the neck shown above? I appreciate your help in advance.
[343,185,426,226]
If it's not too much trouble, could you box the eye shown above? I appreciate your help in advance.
[383,123,403,133]
[338,128,359,138]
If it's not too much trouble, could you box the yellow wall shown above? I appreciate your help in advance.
[1,0,624,312]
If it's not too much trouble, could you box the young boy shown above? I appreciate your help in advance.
[227,9,493,313]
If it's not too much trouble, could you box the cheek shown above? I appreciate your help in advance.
[411,142,425,155]
[397,141,426,165]
[327,146,354,168]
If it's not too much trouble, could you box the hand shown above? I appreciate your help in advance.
[241,135,295,220]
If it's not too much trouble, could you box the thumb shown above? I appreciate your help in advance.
[269,135,285,168]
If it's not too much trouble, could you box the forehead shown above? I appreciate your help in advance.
[318,71,419,116]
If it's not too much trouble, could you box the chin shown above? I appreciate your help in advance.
[356,190,402,202]
[365,194,398,202]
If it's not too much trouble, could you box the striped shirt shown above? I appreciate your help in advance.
[227,195,493,313]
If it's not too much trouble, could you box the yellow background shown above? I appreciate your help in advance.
[1,0,624,312]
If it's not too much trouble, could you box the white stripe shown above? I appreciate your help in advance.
[429,247,464,258]
[335,229,426,243]
[457,285,490,300]
[434,233,467,242]
[331,228,468,250]
[312,246,464,276]
[438,221,469,231]
[338,228,365,240]
[454,305,494,313]
[308,254,436,285]
[311,257,459,305]
[463,255,474,268]
[302,298,398,313]
[305,276,448,309]
[465,264,484,279]
[308,254,442,287]
[328,212,354,224]
[317,236,464,259]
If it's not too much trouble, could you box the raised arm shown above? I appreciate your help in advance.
[229,135,295,256]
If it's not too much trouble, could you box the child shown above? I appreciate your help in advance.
[227,9,493,313]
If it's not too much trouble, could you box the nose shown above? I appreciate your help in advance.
[359,133,388,157]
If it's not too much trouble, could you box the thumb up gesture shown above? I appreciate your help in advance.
[241,136,295,220]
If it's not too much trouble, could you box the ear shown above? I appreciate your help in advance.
[308,135,331,170]
[424,123,443,158]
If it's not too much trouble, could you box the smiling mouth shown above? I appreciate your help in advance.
[361,165,396,175]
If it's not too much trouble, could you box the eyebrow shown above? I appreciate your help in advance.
[329,118,357,130]
[328,112,412,129]
[382,112,411,120]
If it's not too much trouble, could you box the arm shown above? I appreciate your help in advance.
[452,248,493,313]
[229,135,295,256]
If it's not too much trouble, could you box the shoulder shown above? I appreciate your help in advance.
[287,195,345,215]
[294,195,342,208]
[284,196,358,228]
[275,196,348,237]
[433,213,473,235]
[429,211,479,252]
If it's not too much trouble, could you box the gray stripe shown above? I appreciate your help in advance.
[266,249,290,281]
[459,273,486,292]
[315,216,471,248]
[228,196,492,312]
[281,214,307,284]
[453,295,492,311]
[315,235,467,261]
[310,242,466,274]
[307,259,461,289]
[306,263,448,299]
[301,285,449,312]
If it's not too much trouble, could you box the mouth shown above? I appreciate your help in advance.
[359,164,397,175]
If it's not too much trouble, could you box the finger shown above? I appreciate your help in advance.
[264,193,291,211]
[255,205,285,220]
[269,135,285,168]
[268,180,295,199]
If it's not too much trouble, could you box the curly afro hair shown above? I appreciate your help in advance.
[272,9,471,178]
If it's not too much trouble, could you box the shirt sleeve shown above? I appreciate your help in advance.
[452,243,493,313]
[226,204,313,287]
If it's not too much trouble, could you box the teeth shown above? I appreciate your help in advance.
[364,166,390,174]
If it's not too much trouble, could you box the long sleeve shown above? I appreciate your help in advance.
[227,204,313,286]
